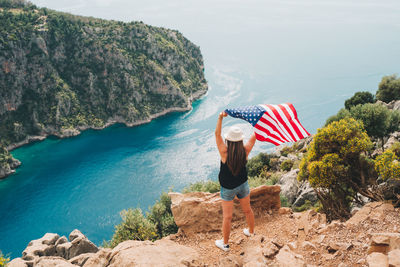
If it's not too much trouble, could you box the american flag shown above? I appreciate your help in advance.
[225,103,310,146]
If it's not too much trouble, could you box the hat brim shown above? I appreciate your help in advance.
[224,133,245,142]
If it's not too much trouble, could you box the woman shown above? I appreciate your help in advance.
[215,111,256,252]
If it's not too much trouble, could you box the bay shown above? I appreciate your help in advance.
[1,0,400,258]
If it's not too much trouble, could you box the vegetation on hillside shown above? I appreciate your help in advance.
[0,0,207,147]
[0,0,207,174]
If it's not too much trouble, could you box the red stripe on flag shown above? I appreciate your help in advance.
[258,116,290,143]
[255,132,280,146]
[278,104,303,140]
[266,104,297,142]
[287,103,311,137]
[254,123,286,144]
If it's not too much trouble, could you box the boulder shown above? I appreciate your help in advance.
[368,233,400,254]
[169,185,281,235]
[346,202,395,226]
[275,245,306,267]
[388,249,400,267]
[277,169,300,205]
[22,233,59,261]
[105,239,199,267]
[68,235,98,259]
[218,255,243,267]
[7,258,28,267]
[366,252,389,267]
[292,181,317,208]
[82,249,112,267]
[34,256,76,267]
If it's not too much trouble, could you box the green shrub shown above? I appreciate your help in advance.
[325,108,351,126]
[350,103,400,146]
[248,176,268,188]
[280,146,292,157]
[280,159,294,172]
[106,208,158,247]
[293,200,321,212]
[146,192,178,237]
[344,91,375,110]
[375,150,400,181]
[0,250,9,267]
[298,118,374,221]
[247,153,271,177]
[269,158,280,171]
[182,180,220,193]
[280,195,289,207]
[376,74,400,103]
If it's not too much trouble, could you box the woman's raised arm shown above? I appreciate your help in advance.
[215,111,228,157]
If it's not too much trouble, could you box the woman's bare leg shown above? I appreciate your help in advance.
[239,195,254,233]
[221,200,234,244]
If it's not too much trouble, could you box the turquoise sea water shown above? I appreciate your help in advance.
[1,0,400,258]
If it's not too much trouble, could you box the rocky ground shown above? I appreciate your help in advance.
[173,202,400,266]
[8,186,400,266]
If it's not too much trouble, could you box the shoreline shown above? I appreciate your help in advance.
[6,88,207,152]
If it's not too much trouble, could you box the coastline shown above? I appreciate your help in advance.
[6,88,208,152]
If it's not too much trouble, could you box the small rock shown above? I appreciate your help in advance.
[287,241,297,250]
[262,242,279,258]
[271,238,284,249]
[356,258,366,264]
[302,241,316,250]
[278,207,292,215]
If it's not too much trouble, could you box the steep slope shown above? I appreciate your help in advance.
[0,0,207,177]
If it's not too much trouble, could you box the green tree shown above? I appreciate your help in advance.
[350,103,400,149]
[376,74,400,103]
[298,118,377,221]
[146,192,178,238]
[324,108,351,126]
[344,91,375,110]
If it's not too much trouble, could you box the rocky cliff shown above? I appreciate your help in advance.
[0,0,208,178]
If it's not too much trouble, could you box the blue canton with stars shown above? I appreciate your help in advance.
[225,105,265,126]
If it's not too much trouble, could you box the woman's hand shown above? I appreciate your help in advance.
[219,111,228,119]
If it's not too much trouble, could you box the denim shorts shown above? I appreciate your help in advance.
[220,181,250,201]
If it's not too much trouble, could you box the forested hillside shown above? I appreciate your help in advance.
[0,0,207,177]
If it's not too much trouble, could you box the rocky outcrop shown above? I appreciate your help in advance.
[0,144,21,179]
[9,230,199,267]
[277,168,317,207]
[169,185,281,235]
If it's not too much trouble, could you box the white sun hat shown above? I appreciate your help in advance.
[224,126,245,142]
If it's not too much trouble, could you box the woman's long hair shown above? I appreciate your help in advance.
[226,140,247,176]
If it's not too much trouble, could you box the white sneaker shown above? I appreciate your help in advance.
[215,239,230,252]
[243,228,255,237]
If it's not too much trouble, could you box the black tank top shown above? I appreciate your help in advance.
[218,161,248,189]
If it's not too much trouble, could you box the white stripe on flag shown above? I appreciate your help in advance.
[254,128,284,145]
[282,104,308,139]
[272,104,300,141]
[257,116,287,143]
[259,105,295,142]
